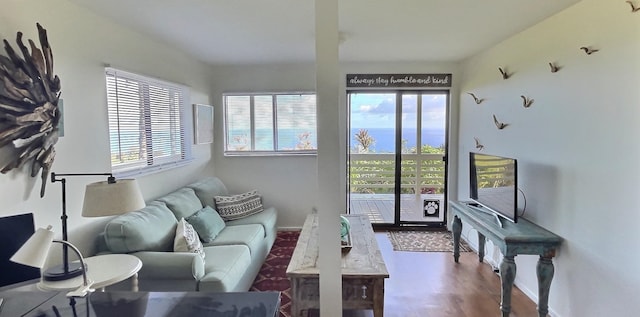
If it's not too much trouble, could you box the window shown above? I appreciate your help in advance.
[105,68,192,177]
[224,93,317,155]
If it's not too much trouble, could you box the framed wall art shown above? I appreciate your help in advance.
[193,104,214,144]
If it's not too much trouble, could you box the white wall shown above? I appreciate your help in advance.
[457,0,640,316]
[210,62,461,229]
[0,0,214,259]
[210,63,318,229]
[4,1,636,315]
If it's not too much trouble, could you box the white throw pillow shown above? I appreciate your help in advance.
[174,218,205,259]
[214,190,264,221]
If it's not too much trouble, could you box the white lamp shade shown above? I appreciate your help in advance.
[82,179,145,217]
[10,226,55,268]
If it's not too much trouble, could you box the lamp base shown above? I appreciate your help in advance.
[43,262,85,281]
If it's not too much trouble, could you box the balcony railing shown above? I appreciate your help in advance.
[349,153,446,223]
[349,153,445,194]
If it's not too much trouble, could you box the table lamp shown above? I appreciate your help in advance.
[46,173,145,281]
[10,226,94,297]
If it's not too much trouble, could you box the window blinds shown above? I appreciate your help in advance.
[105,68,191,175]
[224,93,317,154]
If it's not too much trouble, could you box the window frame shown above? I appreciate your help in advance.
[223,92,317,156]
[105,67,193,178]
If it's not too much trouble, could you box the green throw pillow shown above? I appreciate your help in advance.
[186,206,226,243]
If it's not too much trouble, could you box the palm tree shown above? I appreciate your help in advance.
[354,129,375,153]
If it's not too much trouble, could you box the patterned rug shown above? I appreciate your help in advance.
[250,230,300,317]
[387,230,472,252]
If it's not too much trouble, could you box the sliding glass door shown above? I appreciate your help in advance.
[348,91,449,227]
[348,93,397,224]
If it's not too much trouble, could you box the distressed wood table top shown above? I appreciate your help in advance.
[286,213,389,316]
[286,213,389,279]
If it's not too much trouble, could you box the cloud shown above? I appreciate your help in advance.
[359,98,395,114]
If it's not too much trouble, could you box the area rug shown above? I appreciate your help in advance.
[387,230,472,252]
[250,230,300,317]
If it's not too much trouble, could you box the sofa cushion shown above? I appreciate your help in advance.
[157,187,203,219]
[198,245,251,292]
[186,206,226,243]
[174,218,205,258]
[186,177,229,209]
[214,190,264,221]
[104,201,177,253]
[225,206,277,238]
[203,224,264,257]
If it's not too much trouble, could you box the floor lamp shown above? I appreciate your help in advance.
[45,172,145,281]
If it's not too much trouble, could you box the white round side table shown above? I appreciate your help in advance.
[38,254,142,292]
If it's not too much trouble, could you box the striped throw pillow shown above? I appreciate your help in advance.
[214,190,264,221]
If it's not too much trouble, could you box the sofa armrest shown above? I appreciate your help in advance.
[131,251,205,280]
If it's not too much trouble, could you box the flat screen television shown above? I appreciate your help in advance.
[469,152,518,223]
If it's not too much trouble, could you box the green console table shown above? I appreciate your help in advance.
[449,201,563,317]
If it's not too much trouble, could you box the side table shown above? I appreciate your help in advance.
[38,254,142,292]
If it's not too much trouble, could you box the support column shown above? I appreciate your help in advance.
[315,0,342,316]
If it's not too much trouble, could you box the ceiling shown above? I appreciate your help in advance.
[68,0,580,65]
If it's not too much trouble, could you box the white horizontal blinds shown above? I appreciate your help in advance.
[148,85,184,165]
[225,95,251,151]
[254,95,274,151]
[276,94,317,151]
[106,68,188,174]
[224,92,317,155]
[106,74,147,169]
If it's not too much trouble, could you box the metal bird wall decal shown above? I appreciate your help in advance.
[467,92,484,104]
[498,67,511,79]
[580,46,599,55]
[627,1,640,12]
[549,62,561,73]
[474,137,484,151]
[521,95,534,108]
[0,23,60,197]
[493,114,508,130]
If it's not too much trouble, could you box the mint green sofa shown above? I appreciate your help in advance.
[97,177,277,292]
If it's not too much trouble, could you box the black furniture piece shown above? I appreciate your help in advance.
[0,213,40,288]
[0,291,281,317]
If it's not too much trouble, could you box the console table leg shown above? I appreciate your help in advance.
[477,232,486,262]
[499,255,516,317]
[536,255,555,317]
[452,216,462,263]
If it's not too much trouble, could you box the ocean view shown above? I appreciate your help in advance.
[112,127,446,153]
[350,128,445,152]
[228,127,445,151]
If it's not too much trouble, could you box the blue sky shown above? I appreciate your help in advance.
[349,93,447,130]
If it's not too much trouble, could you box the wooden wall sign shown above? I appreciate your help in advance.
[346,73,452,88]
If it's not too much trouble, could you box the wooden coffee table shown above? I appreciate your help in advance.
[286,214,389,317]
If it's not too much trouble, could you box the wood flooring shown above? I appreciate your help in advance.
[309,232,540,317]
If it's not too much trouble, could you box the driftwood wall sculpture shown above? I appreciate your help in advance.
[0,23,61,197]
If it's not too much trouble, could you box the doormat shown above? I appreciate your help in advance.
[387,231,472,252]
